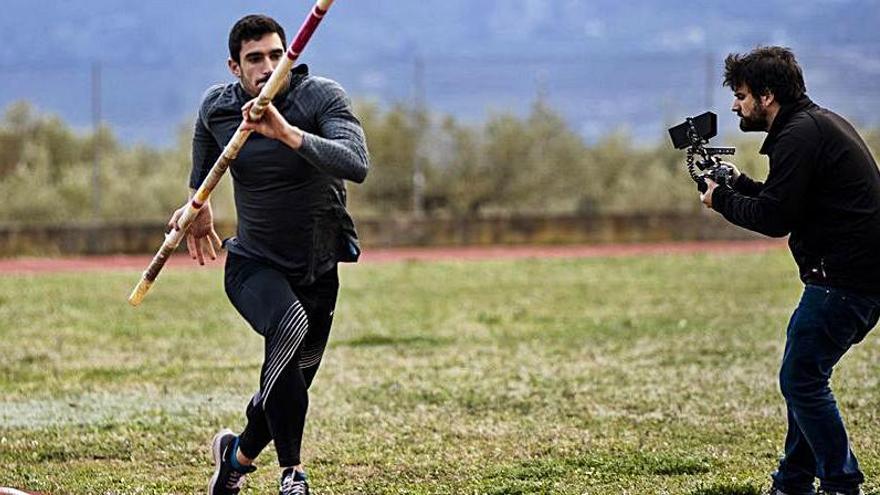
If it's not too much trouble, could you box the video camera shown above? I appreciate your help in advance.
[668,112,736,193]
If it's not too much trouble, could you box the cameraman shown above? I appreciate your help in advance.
[701,46,880,495]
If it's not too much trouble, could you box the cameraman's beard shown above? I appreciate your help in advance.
[738,102,769,132]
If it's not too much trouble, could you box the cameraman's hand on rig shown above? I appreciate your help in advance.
[700,161,741,208]
[700,178,718,208]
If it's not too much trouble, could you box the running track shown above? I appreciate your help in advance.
[0,240,786,274]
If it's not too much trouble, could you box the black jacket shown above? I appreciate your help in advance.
[712,96,880,293]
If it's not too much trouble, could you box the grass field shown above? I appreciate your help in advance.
[3,250,880,494]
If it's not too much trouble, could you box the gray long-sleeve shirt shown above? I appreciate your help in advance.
[190,64,369,283]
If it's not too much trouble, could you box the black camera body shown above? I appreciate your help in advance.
[668,112,736,193]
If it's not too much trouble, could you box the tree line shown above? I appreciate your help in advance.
[1,100,877,223]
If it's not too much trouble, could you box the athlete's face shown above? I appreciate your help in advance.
[228,33,285,97]
[732,84,771,132]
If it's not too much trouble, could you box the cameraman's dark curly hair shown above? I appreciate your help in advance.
[229,14,287,63]
[723,46,806,105]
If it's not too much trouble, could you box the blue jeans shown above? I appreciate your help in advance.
[772,285,880,494]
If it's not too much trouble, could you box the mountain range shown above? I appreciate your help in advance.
[2,0,878,145]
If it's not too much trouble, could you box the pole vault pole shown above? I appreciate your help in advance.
[128,0,335,306]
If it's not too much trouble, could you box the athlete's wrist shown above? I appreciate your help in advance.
[283,124,305,150]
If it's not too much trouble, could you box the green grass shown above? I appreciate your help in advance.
[3,250,880,494]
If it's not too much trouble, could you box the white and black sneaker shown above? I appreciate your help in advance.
[279,468,309,495]
[207,428,256,495]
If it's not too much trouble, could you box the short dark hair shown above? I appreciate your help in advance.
[723,46,806,105]
[228,14,287,63]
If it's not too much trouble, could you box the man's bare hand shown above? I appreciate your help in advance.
[240,100,304,149]
[700,178,719,208]
[166,202,223,265]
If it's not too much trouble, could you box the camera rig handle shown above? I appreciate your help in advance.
[704,146,735,156]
